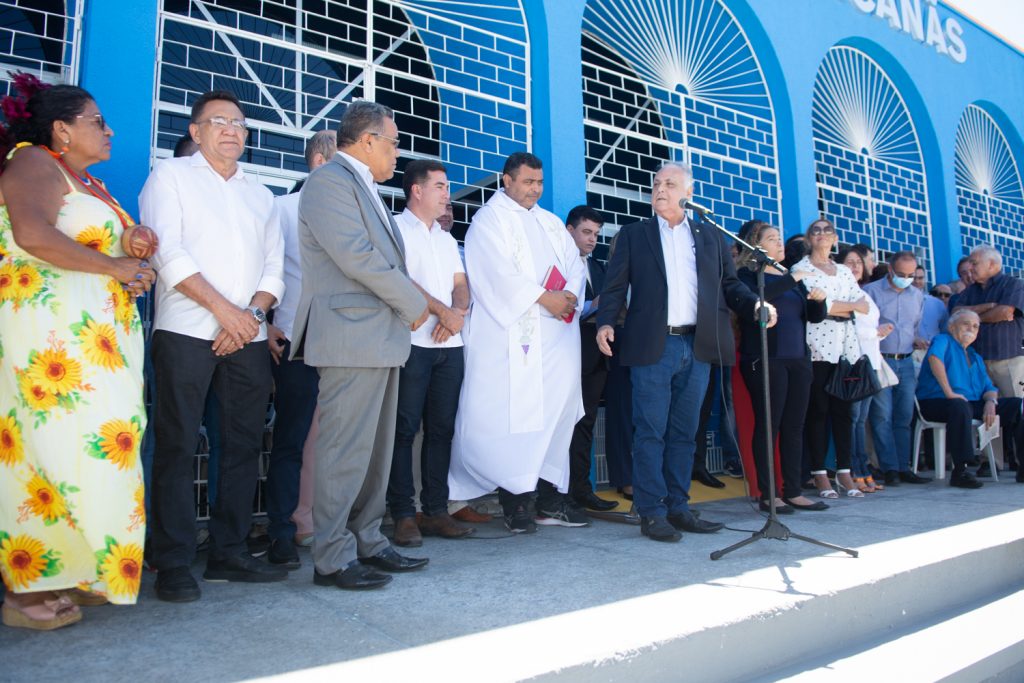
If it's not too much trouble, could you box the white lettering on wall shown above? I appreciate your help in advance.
[844,0,967,63]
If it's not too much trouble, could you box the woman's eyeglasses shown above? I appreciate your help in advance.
[808,224,835,236]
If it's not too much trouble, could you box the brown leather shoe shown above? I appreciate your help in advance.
[451,506,492,523]
[392,516,423,547]
[418,513,474,539]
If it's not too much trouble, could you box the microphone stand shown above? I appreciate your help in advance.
[687,204,857,561]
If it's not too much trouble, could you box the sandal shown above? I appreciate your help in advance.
[865,475,884,491]
[61,588,108,606]
[812,472,839,499]
[853,477,875,493]
[2,591,82,631]
[835,472,865,498]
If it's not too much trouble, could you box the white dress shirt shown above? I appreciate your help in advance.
[337,151,394,235]
[139,152,284,342]
[394,209,465,348]
[657,215,698,326]
[272,191,301,340]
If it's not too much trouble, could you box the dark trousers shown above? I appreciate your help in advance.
[569,332,608,498]
[694,366,741,472]
[740,357,813,500]
[805,360,853,471]
[266,339,319,542]
[388,345,464,518]
[150,331,272,569]
[917,397,1024,468]
[604,329,633,488]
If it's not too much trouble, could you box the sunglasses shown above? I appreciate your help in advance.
[808,224,835,236]
[931,291,951,299]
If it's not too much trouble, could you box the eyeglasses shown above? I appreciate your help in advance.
[808,223,835,236]
[75,113,109,131]
[198,116,248,132]
[370,131,401,148]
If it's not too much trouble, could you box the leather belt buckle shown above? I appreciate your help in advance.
[667,325,696,336]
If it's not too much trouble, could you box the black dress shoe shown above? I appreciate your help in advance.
[950,470,983,489]
[314,561,392,591]
[359,546,428,573]
[640,516,681,542]
[616,487,634,501]
[667,510,724,533]
[883,470,901,486]
[268,539,301,571]
[782,497,829,511]
[204,553,287,583]
[155,566,201,602]
[574,491,618,512]
[693,469,726,489]
[759,500,793,515]
[899,471,930,484]
[975,462,992,478]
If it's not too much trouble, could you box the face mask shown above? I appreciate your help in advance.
[891,276,914,289]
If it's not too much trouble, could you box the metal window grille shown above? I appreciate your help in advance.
[812,46,933,275]
[0,0,84,95]
[582,0,781,246]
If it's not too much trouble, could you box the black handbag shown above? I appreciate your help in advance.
[825,354,881,402]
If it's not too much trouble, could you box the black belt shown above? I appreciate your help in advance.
[667,325,696,336]
[825,315,851,323]
[882,353,910,360]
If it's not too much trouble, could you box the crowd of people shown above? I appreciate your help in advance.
[2,78,1023,631]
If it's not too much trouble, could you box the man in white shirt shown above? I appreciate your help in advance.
[387,160,474,546]
[448,152,588,533]
[262,130,337,570]
[140,90,286,601]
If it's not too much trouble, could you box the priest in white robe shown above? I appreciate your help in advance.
[449,152,588,533]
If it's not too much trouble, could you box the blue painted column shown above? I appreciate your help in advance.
[523,0,588,220]
[78,0,159,219]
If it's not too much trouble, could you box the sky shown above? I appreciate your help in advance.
[944,0,1024,52]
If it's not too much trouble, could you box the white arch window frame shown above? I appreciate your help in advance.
[149,0,532,196]
[812,45,934,271]
[581,0,782,237]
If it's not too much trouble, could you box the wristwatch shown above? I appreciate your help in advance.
[248,306,267,324]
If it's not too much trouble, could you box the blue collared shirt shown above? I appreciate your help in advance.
[917,293,949,344]
[950,273,1024,361]
[917,333,998,401]
[863,277,924,354]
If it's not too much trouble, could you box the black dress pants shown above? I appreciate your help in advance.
[805,360,853,471]
[740,357,813,500]
[568,328,608,498]
[151,331,273,569]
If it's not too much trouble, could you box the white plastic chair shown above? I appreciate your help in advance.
[912,398,998,481]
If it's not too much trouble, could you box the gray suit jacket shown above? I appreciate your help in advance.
[290,154,426,368]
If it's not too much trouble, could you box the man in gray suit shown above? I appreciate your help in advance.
[290,102,429,590]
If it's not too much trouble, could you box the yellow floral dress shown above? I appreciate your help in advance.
[0,163,146,605]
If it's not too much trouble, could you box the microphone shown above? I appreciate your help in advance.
[681,199,712,216]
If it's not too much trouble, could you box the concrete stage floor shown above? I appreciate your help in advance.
[3,476,1023,682]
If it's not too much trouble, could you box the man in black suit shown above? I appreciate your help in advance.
[596,162,772,542]
[565,206,619,512]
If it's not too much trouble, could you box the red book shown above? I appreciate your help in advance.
[542,264,575,323]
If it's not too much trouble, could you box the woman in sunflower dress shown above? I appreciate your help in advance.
[0,82,156,630]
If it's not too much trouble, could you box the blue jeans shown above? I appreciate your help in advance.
[869,356,916,473]
[630,334,711,518]
[850,396,873,477]
[388,345,464,518]
[266,340,319,542]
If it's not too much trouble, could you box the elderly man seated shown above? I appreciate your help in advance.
[916,310,1024,489]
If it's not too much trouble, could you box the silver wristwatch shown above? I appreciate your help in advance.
[248,306,267,324]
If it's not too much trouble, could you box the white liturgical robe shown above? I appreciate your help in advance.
[448,190,587,498]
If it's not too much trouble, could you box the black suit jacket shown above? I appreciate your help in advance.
[597,216,758,367]
[581,256,607,373]
[735,269,827,360]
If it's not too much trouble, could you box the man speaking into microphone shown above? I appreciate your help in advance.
[596,161,774,542]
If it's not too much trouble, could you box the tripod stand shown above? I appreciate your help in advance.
[689,208,856,561]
